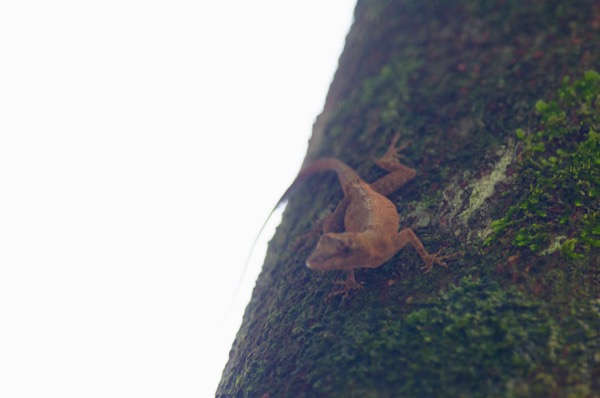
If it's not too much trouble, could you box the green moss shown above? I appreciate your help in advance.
[309,49,428,166]
[486,71,600,257]
[305,277,600,397]
[356,54,425,131]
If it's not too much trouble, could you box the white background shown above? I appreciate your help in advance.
[0,1,355,397]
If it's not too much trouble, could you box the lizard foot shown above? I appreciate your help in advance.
[380,132,412,162]
[420,248,459,273]
[373,132,415,177]
[326,271,364,301]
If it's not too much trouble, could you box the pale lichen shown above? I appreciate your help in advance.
[458,146,514,226]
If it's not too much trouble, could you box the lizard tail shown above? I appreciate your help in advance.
[284,157,362,198]
[224,157,360,323]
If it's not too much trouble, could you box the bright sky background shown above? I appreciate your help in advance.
[0,1,355,397]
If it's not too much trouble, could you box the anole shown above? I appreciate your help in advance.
[240,133,454,301]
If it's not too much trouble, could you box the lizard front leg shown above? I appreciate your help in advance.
[393,228,456,272]
[327,269,364,300]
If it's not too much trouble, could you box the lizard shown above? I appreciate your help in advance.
[290,132,454,297]
[229,133,453,310]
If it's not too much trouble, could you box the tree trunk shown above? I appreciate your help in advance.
[217,0,600,397]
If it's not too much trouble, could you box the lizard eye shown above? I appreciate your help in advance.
[333,238,348,251]
[323,235,348,251]
[337,237,353,252]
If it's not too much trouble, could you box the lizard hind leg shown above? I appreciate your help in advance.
[374,132,412,171]
[371,132,417,196]
[292,197,350,252]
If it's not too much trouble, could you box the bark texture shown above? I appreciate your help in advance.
[218,1,600,397]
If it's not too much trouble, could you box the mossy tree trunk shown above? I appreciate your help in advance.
[218,1,600,397]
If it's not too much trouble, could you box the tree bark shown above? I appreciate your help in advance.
[218,1,600,397]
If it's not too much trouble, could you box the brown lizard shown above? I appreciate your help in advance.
[286,133,454,297]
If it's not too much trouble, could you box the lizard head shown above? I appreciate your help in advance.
[306,233,372,271]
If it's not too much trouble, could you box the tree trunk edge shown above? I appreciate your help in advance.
[218,1,600,397]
